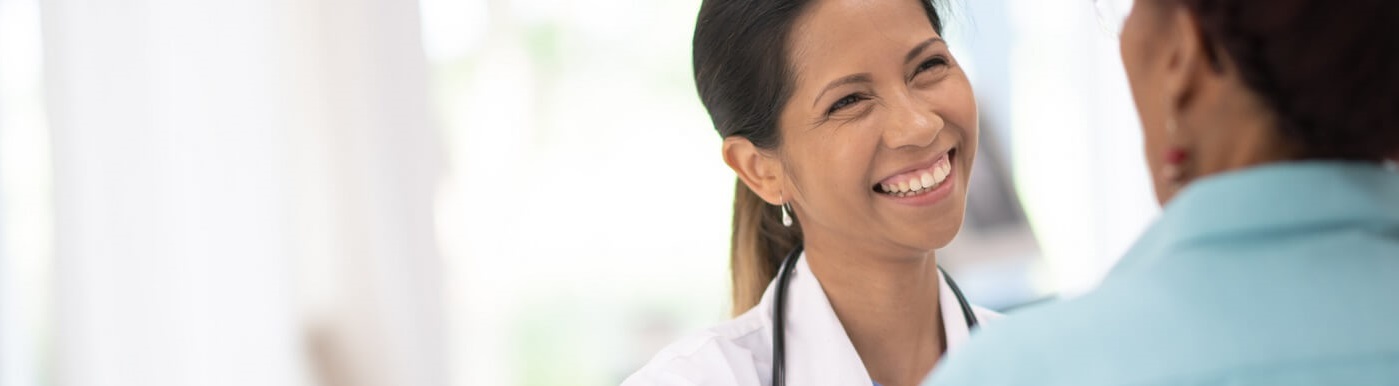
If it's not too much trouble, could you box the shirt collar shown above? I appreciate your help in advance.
[1112,161,1399,275]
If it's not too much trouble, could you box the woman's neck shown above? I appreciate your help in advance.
[803,238,945,386]
[1187,81,1302,180]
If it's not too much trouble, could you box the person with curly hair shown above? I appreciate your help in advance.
[925,0,1399,385]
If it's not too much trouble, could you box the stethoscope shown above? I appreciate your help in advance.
[770,244,980,386]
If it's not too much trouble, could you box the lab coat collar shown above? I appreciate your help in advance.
[757,253,978,385]
[938,268,976,351]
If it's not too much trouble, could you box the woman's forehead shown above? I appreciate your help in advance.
[783,0,940,104]
[792,0,936,45]
[788,0,940,76]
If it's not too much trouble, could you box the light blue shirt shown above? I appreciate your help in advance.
[924,161,1399,386]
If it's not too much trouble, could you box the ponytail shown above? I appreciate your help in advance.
[729,178,801,315]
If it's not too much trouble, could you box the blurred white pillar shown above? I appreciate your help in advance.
[40,0,445,385]
[0,0,54,384]
[42,0,308,384]
[282,0,448,385]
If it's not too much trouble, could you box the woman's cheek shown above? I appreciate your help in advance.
[825,125,880,195]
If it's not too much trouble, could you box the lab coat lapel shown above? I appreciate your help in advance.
[783,256,874,385]
[938,270,975,351]
[777,256,982,385]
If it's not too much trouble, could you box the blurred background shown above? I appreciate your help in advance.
[0,0,1159,385]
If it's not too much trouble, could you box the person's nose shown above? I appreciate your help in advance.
[881,92,944,150]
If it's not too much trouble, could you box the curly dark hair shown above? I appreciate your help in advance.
[1175,0,1399,160]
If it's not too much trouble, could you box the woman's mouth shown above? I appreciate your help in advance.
[874,151,955,198]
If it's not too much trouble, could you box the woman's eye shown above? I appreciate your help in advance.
[916,57,949,74]
[828,94,865,115]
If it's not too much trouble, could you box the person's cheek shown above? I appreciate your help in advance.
[954,82,978,180]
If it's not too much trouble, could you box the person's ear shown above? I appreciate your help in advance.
[1160,5,1217,112]
[723,136,786,205]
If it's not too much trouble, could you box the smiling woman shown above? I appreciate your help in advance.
[623,0,1000,385]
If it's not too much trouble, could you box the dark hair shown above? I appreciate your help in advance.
[1175,0,1399,160]
[692,0,945,315]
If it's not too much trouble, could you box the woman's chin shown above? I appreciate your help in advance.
[888,228,960,256]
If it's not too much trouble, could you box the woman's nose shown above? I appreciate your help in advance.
[881,93,944,150]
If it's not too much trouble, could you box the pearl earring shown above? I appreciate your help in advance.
[780,202,793,227]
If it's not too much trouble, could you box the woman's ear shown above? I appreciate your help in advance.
[723,136,785,205]
[1160,5,1215,111]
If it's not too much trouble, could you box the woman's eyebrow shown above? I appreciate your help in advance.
[905,37,945,66]
[807,37,944,109]
[812,73,872,108]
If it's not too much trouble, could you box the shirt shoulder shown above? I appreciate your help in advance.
[924,296,1104,386]
[927,253,1399,386]
[925,271,1204,386]
[622,307,771,386]
[971,305,1002,322]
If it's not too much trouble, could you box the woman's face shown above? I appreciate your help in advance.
[777,0,978,257]
[1120,1,1175,203]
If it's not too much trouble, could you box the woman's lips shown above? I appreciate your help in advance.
[875,153,957,207]
[875,152,953,197]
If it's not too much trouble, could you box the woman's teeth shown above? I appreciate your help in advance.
[879,158,952,198]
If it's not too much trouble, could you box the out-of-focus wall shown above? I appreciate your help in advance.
[21,0,448,385]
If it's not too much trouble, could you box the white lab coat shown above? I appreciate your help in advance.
[623,255,1000,386]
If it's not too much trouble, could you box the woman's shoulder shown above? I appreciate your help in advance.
[622,307,772,386]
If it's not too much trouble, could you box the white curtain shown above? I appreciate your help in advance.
[38,0,446,384]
